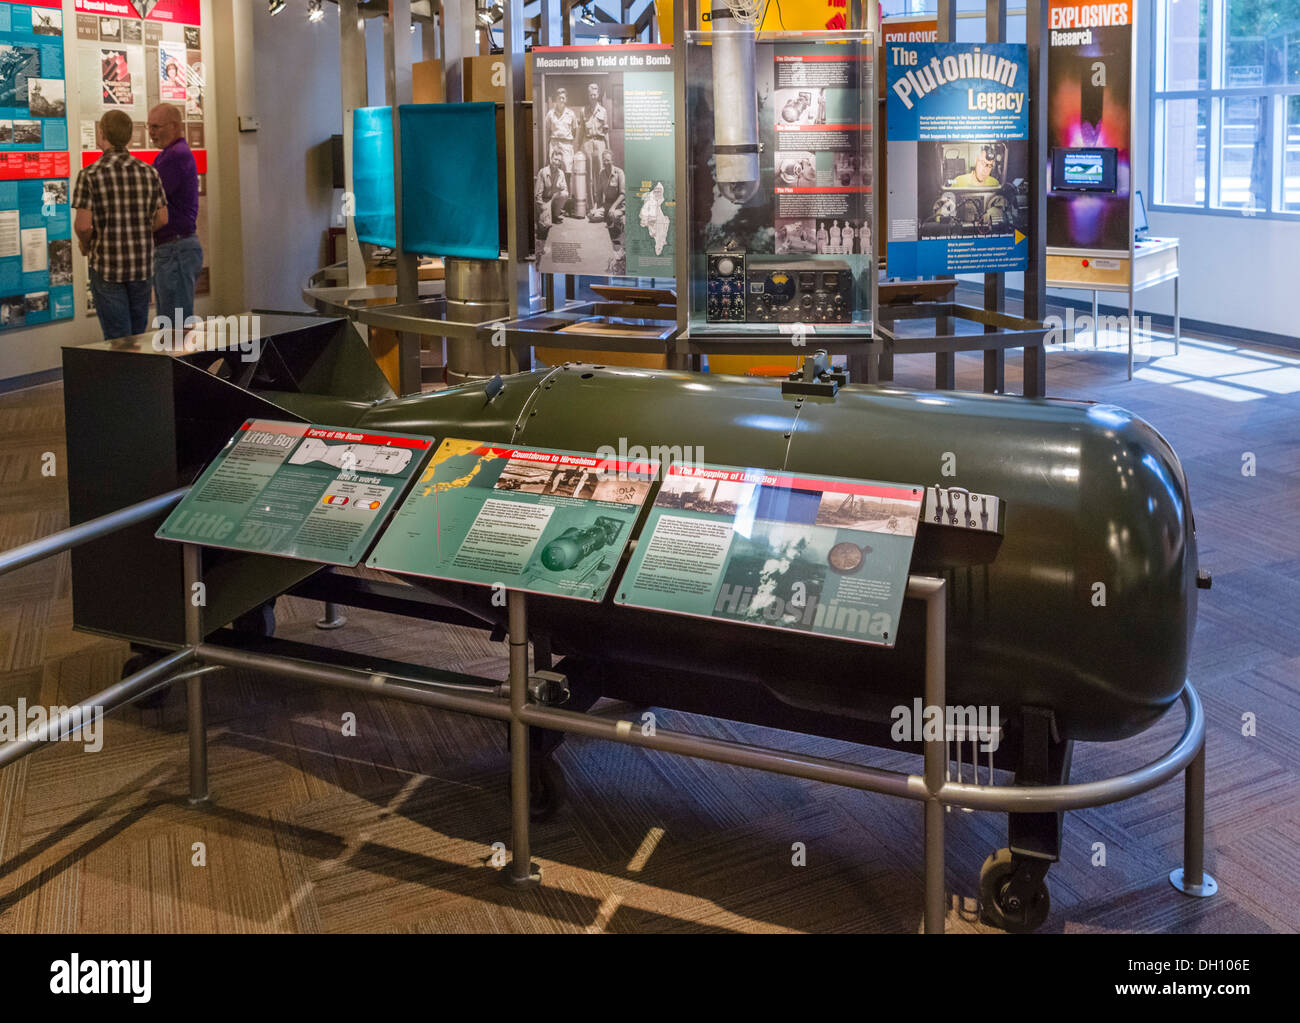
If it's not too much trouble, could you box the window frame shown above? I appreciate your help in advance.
[1151,0,1300,220]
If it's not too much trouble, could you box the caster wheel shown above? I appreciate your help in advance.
[123,651,169,709]
[979,848,1050,933]
[232,601,276,637]
[529,758,566,823]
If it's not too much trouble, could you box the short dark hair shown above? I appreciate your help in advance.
[101,110,133,148]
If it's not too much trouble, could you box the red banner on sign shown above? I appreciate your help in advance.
[15,1,63,10]
[0,151,72,180]
[81,149,208,173]
[74,0,201,24]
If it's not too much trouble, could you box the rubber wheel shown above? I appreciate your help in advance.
[123,651,170,709]
[529,757,566,823]
[979,848,1050,933]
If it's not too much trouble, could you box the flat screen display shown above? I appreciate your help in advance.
[1052,147,1117,193]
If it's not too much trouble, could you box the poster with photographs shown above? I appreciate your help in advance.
[532,44,675,278]
[73,0,210,312]
[0,2,68,154]
[616,463,923,648]
[687,35,875,326]
[886,42,1030,276]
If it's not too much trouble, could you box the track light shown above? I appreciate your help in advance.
[579,3,599,26]
[475,0,503,27]
[267,0,286,15]
[307,0,324,22]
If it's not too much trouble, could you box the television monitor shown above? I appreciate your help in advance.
[1052,147,1117,193]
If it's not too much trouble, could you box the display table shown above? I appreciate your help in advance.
[1047,237,1180,379]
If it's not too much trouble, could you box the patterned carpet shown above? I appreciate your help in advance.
[0,328,1297,933]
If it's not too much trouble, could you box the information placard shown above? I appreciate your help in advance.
[157,420,434,566]
[367,439,657,602]
[614,463,923,647]
[886,42,1029,277]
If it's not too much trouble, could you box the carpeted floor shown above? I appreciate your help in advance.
[0,326,1297,933]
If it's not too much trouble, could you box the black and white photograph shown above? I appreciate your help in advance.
[24,291,49,315]
[775,216,819,255]
[47,238,72,286]
[184,25,201,51]
[31,8,62,36]
[775,150,817,188]
[815,217,869,255]
[0,121,12,144]
[0,295,25,328]
[12,120,41,145]
[716,522,831,629]
[99,16,122,44]
[534,73,627,275]
[123,18,143,45]
[494,459,554,494]
[27,78,64,118]
[41,180,67,208]
[774,86,827,125]
[815,491,919,536]
[654,476,754,515]
[0,46,39,109]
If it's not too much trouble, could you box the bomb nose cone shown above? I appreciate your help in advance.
[718,179,760,204]
[541,539,582,572]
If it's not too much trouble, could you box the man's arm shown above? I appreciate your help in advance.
[150,169,168,231]
[74,209,93,255]
[153,206,168,231]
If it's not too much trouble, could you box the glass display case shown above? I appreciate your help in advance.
[684,27,875,337]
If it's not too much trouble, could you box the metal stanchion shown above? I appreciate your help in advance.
[316,602,348,630]
[918,577,948,933]
[503,589,540,887]
[183,544,208,804]
[1170,744,1217,896]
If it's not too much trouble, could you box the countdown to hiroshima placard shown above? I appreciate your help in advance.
[368,439,657,602]
[157,420,433,566]
[614,462,923,646]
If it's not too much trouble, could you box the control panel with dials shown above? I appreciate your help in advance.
[706,253,855,324]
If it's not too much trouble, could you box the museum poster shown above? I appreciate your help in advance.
[533,44,675,278]
[368,439,658,603]
[0,1,73,330]
[1046,0,1132,252]
[688,38,873,269]
[614,463,924,648]
[74,0,209,309]
[157,420,434,568]
[885,42,1029,277]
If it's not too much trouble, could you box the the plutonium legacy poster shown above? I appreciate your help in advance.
[532,44,674,278]
[886,42,1030,277]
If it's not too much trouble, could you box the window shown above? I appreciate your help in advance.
[1153,0,1300,215]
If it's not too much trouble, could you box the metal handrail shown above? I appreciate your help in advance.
[0,488,189,579]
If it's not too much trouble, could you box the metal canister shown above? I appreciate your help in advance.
[572,151,588,218]
[444,255,515,387]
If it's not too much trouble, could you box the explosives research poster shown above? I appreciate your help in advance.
[532,44,675,278]
[369,440,657,603]
[886,42,1030,277]
[157,420,433,567]
[614,464,923,647]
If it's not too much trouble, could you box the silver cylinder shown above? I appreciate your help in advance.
[572,151,589,218]
[444,255,515,387]
[711,1,760,204]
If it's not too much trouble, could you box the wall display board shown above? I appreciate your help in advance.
[1046,0,1132,252]
[685,29,874,334]
[74,0,209,310]
[0,1,73,330]
[885,42,1030,277]
[615,462,923,647]
[157,419,434,567]
[532,44,675,278]
[368,439,658,603]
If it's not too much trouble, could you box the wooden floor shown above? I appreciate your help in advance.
[1,326,1298,934]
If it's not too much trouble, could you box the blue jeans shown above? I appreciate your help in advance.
[153,235,204,327]
[89,268,152,341]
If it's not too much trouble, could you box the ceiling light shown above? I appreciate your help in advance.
[580,3,599,26]
[476,0,503,27]
[307,0,324,22]
[268,0,286,15]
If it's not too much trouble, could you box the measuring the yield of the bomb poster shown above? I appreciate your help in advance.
[886,42,1030,278]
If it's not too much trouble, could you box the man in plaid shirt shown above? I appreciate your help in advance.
[73,110,168,340]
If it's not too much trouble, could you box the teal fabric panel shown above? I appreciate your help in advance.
[353,106,396,248]
[399,102,500,259]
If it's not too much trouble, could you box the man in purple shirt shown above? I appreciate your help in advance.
[147,104,202,328]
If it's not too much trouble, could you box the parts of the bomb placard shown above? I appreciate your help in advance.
[367,439,659,603]
[532,44,674,278]
[156,420,434,566]
[1046,0,1132,251]
[885,42,1030,278]
[615,464,924,648]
